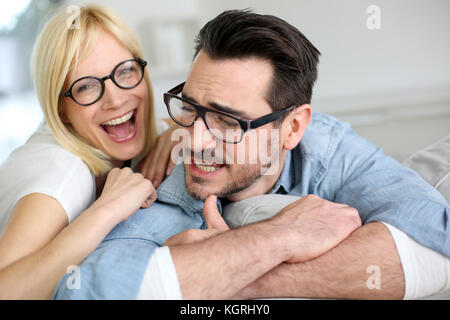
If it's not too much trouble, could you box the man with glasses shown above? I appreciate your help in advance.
[54,10,449,300]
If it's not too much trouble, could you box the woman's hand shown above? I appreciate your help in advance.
[0,168,156,299]
[137,126,178,188]
[92,167,157,223]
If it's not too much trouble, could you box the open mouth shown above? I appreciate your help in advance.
[194,163,224,172]
[100,109,137,142]
[190,156,226,175]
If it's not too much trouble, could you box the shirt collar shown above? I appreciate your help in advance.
[156,163,205,215]
[268,150,295,195]
[156,151,295,214]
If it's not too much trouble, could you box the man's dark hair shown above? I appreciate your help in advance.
[194,9,321,120]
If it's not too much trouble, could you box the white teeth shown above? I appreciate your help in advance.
[195,164,220,172]
[102,111,134,126]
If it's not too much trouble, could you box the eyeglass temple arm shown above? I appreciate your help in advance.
[249,105,297,129]
[137,58,147,67]
[169,82,186,94]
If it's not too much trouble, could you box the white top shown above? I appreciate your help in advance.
[0,122,96,234]
[0,120,170,235]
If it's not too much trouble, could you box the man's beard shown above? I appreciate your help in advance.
[186,162,272,201]
[183,129,279,201]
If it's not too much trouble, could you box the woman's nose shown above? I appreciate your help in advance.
[101,80,128,110]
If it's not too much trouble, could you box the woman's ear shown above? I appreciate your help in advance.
[283,104,312,150]
[58,101,70,124]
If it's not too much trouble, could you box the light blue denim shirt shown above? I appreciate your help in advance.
[53,112,450,299]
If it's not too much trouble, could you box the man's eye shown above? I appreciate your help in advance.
[181,106,195,113]
[217,116,238,127]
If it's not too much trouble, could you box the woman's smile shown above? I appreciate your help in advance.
[62,29,149,161]
[100,109,137,143]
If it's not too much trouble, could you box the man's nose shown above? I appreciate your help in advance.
[190,117,217,153]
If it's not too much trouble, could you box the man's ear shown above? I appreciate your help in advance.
[282,104,312,150]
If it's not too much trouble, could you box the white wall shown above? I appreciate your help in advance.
[197,0,450,103]
[80,0,449,160]
[68,0,201,121]
[196,0,450,160]
[1,0,448,162]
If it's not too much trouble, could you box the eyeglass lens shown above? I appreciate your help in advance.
[70,60,143,105]
[168,97,243,143]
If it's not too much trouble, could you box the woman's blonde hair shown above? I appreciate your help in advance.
[30,4,157,176]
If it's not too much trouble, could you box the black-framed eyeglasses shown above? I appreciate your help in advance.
[62,58,147,106]
[163,82,297,144]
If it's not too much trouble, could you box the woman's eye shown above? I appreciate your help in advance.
[119,67,136,75]
[76,84,92,93]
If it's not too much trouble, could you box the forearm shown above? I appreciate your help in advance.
[170,222,289,299]
[0,206,117,299]
[236,222,405,299]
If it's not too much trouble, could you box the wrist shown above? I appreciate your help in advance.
[49,202,121,267]
[253,219,292,264]
[83,203,121,232]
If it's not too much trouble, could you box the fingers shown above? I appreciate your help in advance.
[164,228,224,247]
[103,167,131,190]
[139,130,164,183]
[140,175,158,208]
[164,195,229,247]
[203,195,230,231]
[152,158,168,189]
[136,132,178,187]
[331,202,350,208]
[146,138,166,187]
[164,235,180,247]
[155,135,176,181]
[166,158,175,176]
[285,194,349,213]
[138,151,157,184]
[110,168,156,209]
[140,189,157,208]
[164,229,204,246]
[339,206,362,228]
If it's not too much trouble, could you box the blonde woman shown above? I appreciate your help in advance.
[0,5,174,299]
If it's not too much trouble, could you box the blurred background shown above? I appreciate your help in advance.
[0,0,449,164]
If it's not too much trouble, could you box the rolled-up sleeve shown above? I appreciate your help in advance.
[52,197,202,300]
[329,127,450,258]
[53,238,160,299]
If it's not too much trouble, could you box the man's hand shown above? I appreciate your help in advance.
[164,195,230,246]
[268,194,362,263]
